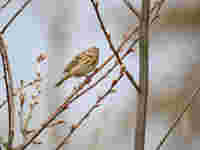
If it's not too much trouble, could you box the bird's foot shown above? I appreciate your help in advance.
[85,75,92,84]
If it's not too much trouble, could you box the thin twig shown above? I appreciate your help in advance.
[19,80,26,143]
[0,0,11,10]
[56,73,124,150]
[1,0,32,34]
[0,99,7,110]
[155,87,200,150]
[123,0,141,20]
[90,0,139,92]
[23,102,38,138]
[150,0,165,25]
[134,0,150,150]
[0,34,15,149]
[125,0,166,39]
[150,0,166,15]
[24,78,41,89]
[1,78,40,111]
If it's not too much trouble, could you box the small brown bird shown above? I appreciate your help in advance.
[55,46,99,87]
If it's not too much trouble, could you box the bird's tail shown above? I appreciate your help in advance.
[55,74,72,87]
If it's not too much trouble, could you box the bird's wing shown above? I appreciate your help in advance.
[78,51,96,65]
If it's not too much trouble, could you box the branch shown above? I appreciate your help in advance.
[1,0,32,34]
[0,34,15,149]
[155,87,200,150]
[133,0,166,149]
[150,0,166,15]
[24,78,41,89]
[123,0,141,20]
[134,0,150,150]
[90,0,140,92]
[0,0,11,11]
[56,73,124,150]
[125,0,166,40]
[0,99,7,110]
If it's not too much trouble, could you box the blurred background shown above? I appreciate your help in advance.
[0,0,200,149]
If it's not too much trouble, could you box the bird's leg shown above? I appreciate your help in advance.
[85,74,92,84]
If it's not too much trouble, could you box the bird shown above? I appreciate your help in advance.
[55,46,99,87]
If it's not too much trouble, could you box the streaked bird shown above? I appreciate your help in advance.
[55,46,99,87]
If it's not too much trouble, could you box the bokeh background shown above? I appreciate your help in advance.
[0,0,200,149]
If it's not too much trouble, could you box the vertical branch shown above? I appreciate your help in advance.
[0,34,15,149]
[134,0,150,150]
[0,1,32,148]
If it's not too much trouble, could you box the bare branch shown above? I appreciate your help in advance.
[0,99,7,110]
[24,78,41,89]
[155,87,200,150]
[90,0,126,66]
[0,0,11,11]
[0,33,15,149]
[56,73,124,150]
[90,0,140,92]
[134,0,150,150]
[123,0,141,20]
[1,0,32,34]
[131,0,166,149]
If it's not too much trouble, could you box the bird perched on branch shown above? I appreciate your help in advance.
[55,46,99,87]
